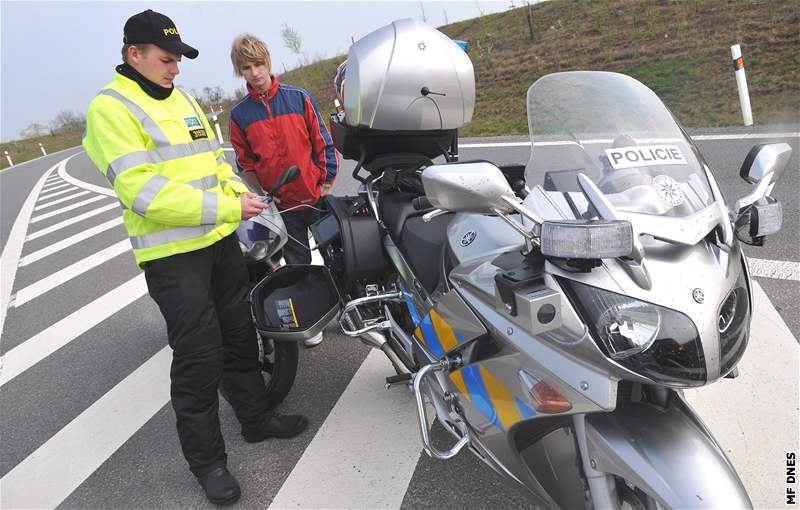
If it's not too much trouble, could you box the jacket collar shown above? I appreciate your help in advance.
[247,74,279,102]
[115,63,173,100]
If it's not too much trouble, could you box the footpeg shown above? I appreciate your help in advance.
[385,373,412,389]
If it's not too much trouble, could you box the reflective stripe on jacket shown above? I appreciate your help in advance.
[82,73,249,266]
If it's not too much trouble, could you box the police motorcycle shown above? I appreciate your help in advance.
[233,165,303,408]
[252,19,792,509]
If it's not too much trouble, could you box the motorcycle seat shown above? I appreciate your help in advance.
[379,191,427,241]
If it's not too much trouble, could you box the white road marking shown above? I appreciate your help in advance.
[0,346,170,510]
[25,203,120,241]
[32,190,91,211]
[40,182,71,193]
[58,155,115,196]
[693,132,800,140]
[18,217,125,267]
[685,281,798,508]
[30,195,109,223]
[12,239,132,308]
[453,132,800,149]
[38,186,80,201]
[747,257,800,281]
[0,274,147,387]
[269,349,425,509]
[0,162,58,343]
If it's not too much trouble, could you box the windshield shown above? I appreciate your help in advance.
[525,72,714,217]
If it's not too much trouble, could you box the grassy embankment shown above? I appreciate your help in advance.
[2,0,797,170]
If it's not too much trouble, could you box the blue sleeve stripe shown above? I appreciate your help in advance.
[306,94,338,180]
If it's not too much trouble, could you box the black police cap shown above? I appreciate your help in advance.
[123,9,199,59]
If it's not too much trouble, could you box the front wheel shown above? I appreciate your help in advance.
[259,335,299,409]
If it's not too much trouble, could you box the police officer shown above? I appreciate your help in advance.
[82,10,307,505]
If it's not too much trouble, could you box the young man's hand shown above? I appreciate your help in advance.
[240,192,268,219]
[321,182,333,196]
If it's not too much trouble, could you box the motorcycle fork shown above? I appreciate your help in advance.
[573,413,620,510]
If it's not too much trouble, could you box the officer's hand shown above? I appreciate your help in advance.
[240,192,268,219]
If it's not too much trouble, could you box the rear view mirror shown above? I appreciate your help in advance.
[734,196,783,246]
[250,265,341,342]
[421,161,516,214]
[734,143,792,212]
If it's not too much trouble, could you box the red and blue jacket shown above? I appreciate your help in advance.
[229,76,338,209]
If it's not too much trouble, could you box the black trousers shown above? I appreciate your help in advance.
[281,202,321,265]
[143,234,270,477]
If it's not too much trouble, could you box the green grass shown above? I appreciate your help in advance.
[1,131,83,170]
[3,0,798,170]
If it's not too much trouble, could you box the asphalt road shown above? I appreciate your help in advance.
[0,128,797,509]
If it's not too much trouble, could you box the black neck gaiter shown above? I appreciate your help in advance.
[116,63,173,100]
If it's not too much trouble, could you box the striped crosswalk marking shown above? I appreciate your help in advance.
[33,190,91,210]
[19,217,124,267]
[0,347,170,509]
[38,186,80,201]
[26,202,121,241]
[30,196,110,223]
[12,239,132,307]
[0,274,147,387]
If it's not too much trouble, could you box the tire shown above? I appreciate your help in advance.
[259,335,299,409]
[218,335,299,410]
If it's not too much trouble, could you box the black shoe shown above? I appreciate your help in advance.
[242,413,309,443]
[197,467,241,506]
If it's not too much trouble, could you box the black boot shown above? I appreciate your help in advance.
[197,466,241,506]
[242,413,309,443]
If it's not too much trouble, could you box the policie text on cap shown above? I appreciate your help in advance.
[123,9,199,59]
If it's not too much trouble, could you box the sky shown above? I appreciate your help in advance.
[0,0,513,142]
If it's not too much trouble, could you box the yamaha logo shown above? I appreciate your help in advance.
[417,41,426,51]
[692,288,705,304]
[460,230,477,247]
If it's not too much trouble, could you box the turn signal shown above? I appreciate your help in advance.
[518,370,572,414]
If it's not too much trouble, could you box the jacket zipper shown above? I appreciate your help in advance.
[259,94,273,119]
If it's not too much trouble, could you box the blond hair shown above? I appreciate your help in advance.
[230,34,272,76]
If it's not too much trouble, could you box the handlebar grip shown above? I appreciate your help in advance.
[412,196,432,211]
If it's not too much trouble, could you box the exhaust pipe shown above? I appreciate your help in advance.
[342,313,411,374]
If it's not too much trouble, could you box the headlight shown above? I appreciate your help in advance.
[718,269,750,376]
[560,279,706,387]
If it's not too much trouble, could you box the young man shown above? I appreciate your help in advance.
[229,34,338,348]
[82,10,308,505]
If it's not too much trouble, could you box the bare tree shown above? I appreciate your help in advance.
[476,35,496,77]
[51,110,85,134]
[20,122,47,139]
[419,2,427,22]
[282,22,304,64]
[443,8,449,25]
[474,1,485,16]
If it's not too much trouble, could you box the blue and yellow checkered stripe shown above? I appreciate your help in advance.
[449,365,536,432]
[413,308,466,358]
[408,303,535,431]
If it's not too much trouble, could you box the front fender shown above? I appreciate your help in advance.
[584,394,752,509]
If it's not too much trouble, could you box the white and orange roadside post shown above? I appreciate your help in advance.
[731,44,753,126]
[4,150,13,166]
[39,143,47,156]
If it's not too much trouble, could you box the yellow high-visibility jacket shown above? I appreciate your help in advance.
[82,72,249,266]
